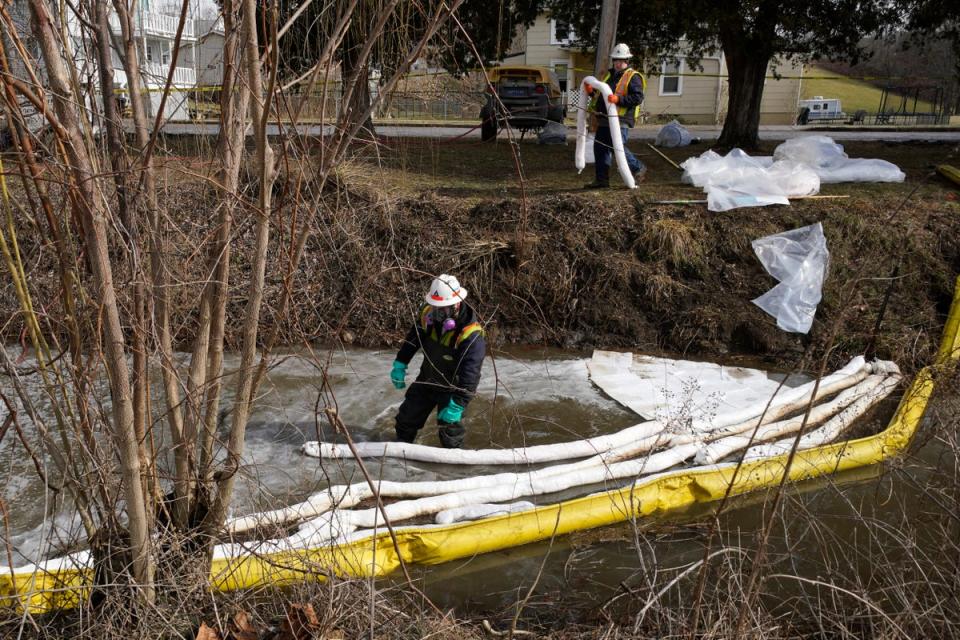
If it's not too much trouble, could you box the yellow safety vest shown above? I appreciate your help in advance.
[592,68,645,122]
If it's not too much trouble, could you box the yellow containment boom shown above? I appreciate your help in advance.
[3,277,960,613]
[936,165,960,188]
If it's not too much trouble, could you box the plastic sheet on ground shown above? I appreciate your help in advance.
[773,136,905,183]
[655,120,692,147]
[680,135,905,211]
[680,148,819,212]
[751,222,830,334]
[538,121,567,145]
[587,351,789,422]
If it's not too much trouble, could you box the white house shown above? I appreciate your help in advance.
[5,0,213,122]
[505,14,804,125]
[107,2,203,120]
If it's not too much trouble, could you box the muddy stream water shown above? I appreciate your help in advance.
[0,346,944,620]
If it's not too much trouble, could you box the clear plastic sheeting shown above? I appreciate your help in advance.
[680,135,906,212]
[538,121,568,145]
[680,149,819,212]
[752,222,830,333]
[773,136,906,183]
[655,120,693,147]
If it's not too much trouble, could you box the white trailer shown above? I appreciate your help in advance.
[800,96,845,120]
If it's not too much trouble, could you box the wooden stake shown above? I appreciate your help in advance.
[646,143,683,170]
[651,194,850,205]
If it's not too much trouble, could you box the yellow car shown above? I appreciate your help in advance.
[480,65,565,141]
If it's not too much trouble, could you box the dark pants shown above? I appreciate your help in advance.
[594,125,644,184]
[395,382,466,448]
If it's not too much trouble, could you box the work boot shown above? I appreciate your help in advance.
[395,423,418,443]
[583,180,609,189]
[633,167,647,183]
[438,421,465,449]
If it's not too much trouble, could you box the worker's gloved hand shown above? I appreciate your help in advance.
[390,360,407,390]
[607,94,620,104]
[585,84,594,95]
[437,399,464,424]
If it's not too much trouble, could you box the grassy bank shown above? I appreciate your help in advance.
[2,138,958,375]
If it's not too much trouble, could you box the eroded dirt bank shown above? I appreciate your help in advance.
[2,140,959,376]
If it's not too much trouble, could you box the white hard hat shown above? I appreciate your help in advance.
[425,274,467,307]
[611,43,632,59]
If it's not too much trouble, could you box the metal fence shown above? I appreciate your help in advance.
[376,90,485,121]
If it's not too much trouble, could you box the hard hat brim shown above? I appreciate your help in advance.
[424,287,467,307]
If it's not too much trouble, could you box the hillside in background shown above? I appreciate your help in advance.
[802,64,936,114]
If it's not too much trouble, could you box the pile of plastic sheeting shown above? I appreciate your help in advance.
[680,135,905,211]
[751,223,830,333]
[681,148,820,211]
[774,136,905,183]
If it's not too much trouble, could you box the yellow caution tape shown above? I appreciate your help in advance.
[2,276,958,613]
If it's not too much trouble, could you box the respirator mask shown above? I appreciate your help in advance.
[427,304,458,332]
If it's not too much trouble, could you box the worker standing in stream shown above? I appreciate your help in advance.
[584,43,647,189]
[390,274,486,448]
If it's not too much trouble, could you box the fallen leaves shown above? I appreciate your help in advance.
[197,605,345,640]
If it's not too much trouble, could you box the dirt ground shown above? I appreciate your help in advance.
[318,137,960,374]
[2,137,959,376]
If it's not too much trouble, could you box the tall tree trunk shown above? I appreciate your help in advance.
[340,31,376,138]
[27,0,154,602]
[205,0,277,530]
[199,0,250,480]
[92,0,154,511]
[717,38,771,150]
[112,0,188,528]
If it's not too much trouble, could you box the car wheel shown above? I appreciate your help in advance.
[481,116,497,141]
[548,105,564,123]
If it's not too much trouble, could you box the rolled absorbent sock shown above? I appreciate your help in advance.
[575,76,636,189]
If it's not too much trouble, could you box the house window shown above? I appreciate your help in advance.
[659,59,683,96]
[146,44,155,62]
[550,19,576,46]
[161,43,170,65]
[552,61,569,92]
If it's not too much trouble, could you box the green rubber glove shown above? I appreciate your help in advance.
[390,360,407,389]
[437,399,464,424]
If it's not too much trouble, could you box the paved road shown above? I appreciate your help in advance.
[159,121,960,143]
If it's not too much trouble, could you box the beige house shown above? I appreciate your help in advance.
[504,14,803,125]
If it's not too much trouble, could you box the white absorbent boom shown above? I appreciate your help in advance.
[575,76,637,189]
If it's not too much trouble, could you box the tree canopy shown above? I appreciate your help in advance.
[546,0,901,147]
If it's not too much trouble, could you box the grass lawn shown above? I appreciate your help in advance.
[349,135,953,205]
[802,65,934,114]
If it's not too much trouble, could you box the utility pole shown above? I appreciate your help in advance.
[593,0,620,77]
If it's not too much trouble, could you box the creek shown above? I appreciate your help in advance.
[0,346,944,620]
